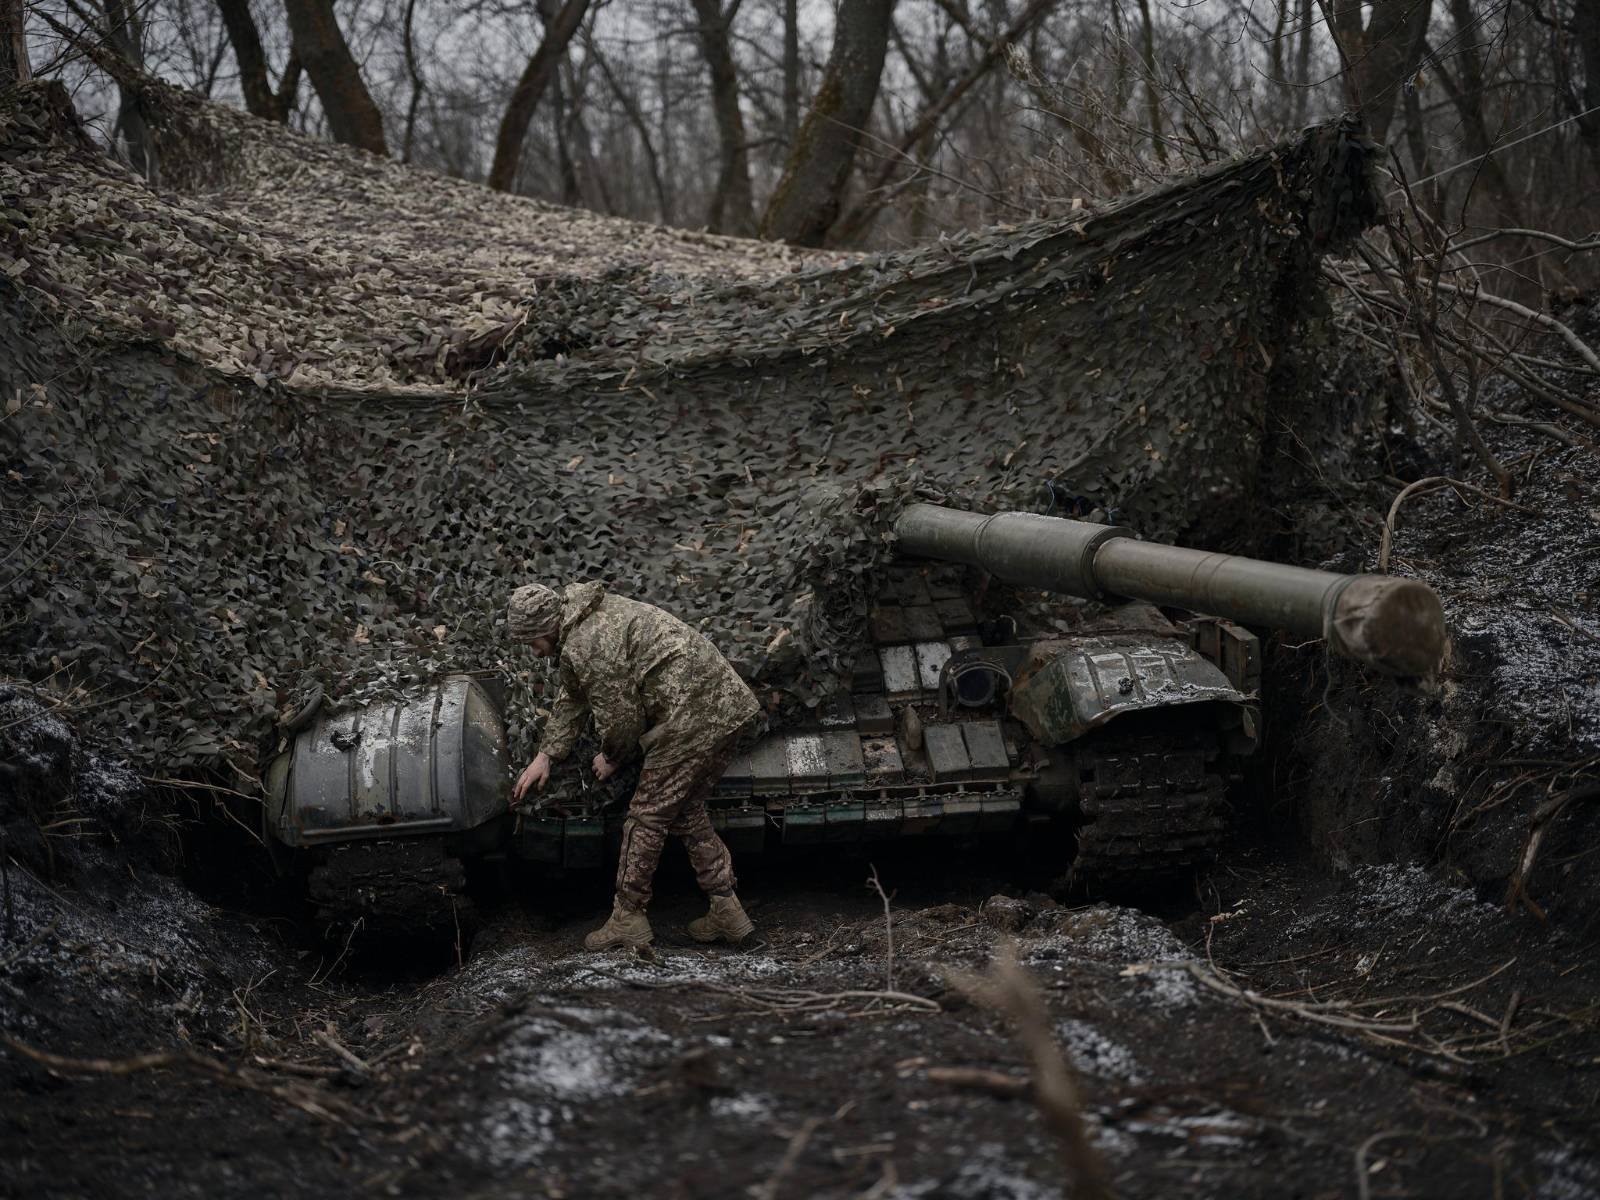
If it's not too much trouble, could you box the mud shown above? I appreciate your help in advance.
[3,829,1597,1200]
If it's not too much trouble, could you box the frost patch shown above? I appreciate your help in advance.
[891,1144,1056,1200]
[1293,864,1497,938]
[0,859,274,1031]
[473,1097,564,1170]
[1453,607,1600,754]
[443,944,545,1010]
[553,949,791,992]
[1056,1019,1143,1084]
[1532,1147,1600,1200]
[1024,904,1192,966]
[1123,1109,1260,1151]
[489,1006,670,1102]
[710,1092,773,1122]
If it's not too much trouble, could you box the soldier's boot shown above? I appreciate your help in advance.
[687,893,754,944]
[583,899,653,951]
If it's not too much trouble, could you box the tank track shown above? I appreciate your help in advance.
[308,839,475,939]
[1071,733,1228,883]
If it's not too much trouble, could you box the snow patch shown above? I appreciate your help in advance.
[1056,1018,1144,1084]
[1533,1146,1600,1200]
[890,1144,1056,1200]
[1024,904,1192,965]
[709,1092,773,1122]
[1286,864,1497,940]
[474,1097,565,1170]
[490,1006,670,1102]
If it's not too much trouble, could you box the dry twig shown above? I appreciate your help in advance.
[753,1116,824,1200]
[1,1034,357,1123]
[1377,475,1541,571]
[947,941,1114,1200]
[580,967,940,1019]
[865,864,895,994]
[926,1065,1032,1098]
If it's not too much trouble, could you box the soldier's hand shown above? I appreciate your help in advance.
[592,752,617,782]
[513,752,552,805]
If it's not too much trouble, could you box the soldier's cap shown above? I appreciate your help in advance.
[507,583,561,642]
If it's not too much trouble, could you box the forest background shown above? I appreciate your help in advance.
[1,0,1596,275]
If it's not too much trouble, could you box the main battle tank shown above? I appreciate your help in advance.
[264,505,1446,927]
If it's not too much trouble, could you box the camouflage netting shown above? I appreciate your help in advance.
[0,78,1381,784]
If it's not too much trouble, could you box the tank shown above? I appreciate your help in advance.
[266,508,1447,927]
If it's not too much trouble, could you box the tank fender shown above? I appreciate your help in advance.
[1010,635,1250,745]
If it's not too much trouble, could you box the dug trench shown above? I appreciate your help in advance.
[4,668,1599,1200]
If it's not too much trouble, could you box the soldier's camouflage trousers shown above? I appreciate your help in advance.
[614,732,741,911]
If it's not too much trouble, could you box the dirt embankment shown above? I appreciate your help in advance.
[1273,301,1600,937]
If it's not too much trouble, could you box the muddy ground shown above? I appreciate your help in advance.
[3,821,1598,1200]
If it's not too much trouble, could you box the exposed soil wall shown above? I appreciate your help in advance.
[1264,303,1600,933]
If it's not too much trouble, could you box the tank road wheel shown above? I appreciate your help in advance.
[1068,734,1229,887]
[308,839,478,944]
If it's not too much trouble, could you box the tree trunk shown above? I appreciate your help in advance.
[690,0,755,236]
[400,0,425,162]
[217,0,299,123]
[1324,0,1433,144]
[782,0,800,144]
[1134,0,1166,162]
[1292,0,1314,126]
[103,0,156,177]
[550,63,580,204]
[1,0,30,85]
[487,0,592,192]
[760,0,897,246]
[1577,0,1600,155]
[830,0,1054,243]
[282,0,387,155]
[593,47,672,222]
[1434,1,1527,229]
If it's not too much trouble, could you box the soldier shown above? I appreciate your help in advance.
[508,581,761,951]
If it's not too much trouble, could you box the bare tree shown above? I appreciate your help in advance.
[832,0,1057,242]
[1321,0,1432,143]
[689,0,755,234]
[2,0,31,84]
[1574,0,1600,157]
[216,0,300,122]
[782,0,799,143]
[590,42,672,221]
[761,0,898,245]
[1429,0,1525,227]
[282,0,387,154]
[91,0,158,174]
[488,0,593,192]
[399,0,424,160]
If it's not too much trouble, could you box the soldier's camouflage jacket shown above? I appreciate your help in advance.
[536,582,760,769]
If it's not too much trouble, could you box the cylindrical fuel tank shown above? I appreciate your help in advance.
[263,674,507,849]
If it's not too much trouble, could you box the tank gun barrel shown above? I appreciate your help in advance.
[893,504,1445,676]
